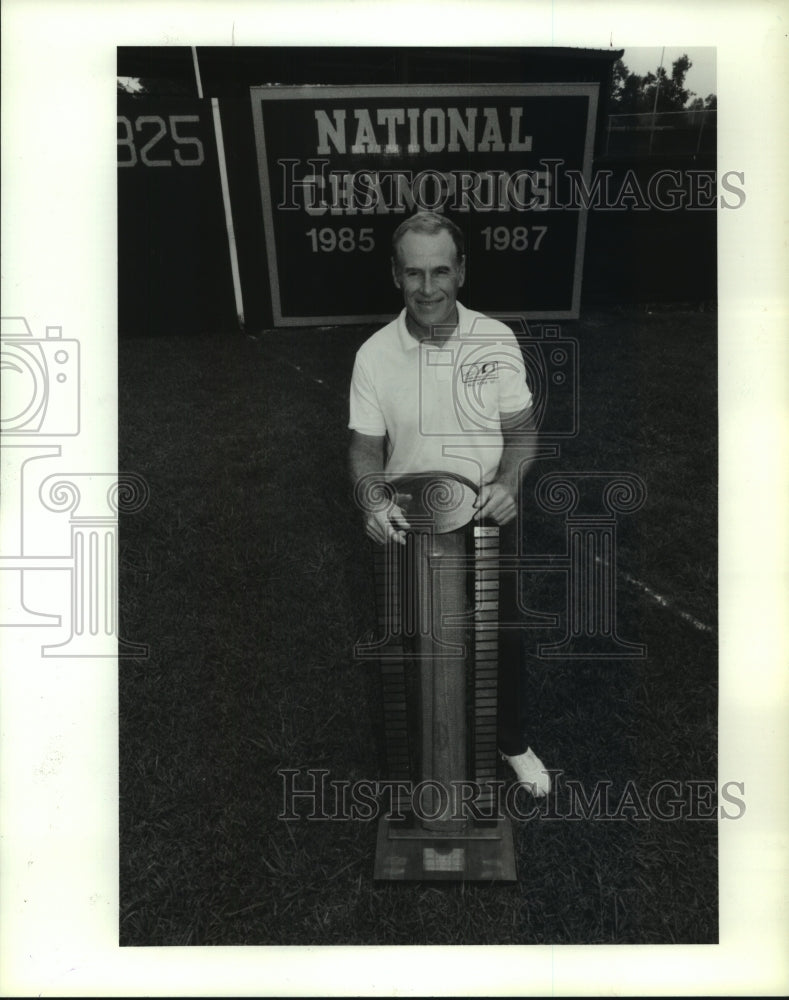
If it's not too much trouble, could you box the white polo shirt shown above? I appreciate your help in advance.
[349,302,532,487]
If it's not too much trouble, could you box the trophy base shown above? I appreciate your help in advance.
[373,815,517,882]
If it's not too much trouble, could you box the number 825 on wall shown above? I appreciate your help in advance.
[117,114,205,167]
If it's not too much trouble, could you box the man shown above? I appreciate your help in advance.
[348,210,550,797]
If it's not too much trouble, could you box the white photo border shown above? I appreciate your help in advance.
[1,0,787,995]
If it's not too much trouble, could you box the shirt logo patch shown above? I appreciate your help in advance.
[461,360,499,384]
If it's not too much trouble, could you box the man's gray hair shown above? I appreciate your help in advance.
[391,211,465,265]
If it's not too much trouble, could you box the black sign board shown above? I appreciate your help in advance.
[250,83,598,326]
[117,95,238,336]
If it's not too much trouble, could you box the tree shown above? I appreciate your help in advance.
[647,54,694,111]
[609,53,716,114]
[610,58,650,113]
[688,94,718,111]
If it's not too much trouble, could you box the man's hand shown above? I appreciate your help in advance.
[364,493,411,546]
[473,480,517,525]
[350,432,412,545]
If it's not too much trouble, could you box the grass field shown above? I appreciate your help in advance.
[118,305,718,946]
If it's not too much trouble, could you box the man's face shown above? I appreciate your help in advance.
[392,229,466,339]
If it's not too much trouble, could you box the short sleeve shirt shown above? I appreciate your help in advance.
[349,302,532,488]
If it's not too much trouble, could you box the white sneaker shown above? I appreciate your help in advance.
[501,747,551,798]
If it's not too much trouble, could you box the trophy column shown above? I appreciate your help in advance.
[372,473,516,882]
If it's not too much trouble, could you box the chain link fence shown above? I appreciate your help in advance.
[605,110,716,158]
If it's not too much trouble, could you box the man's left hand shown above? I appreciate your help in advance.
[473,480,517,525]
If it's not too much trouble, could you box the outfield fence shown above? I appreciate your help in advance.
[605,110,716,158]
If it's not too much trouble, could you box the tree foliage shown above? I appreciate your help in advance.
[609,53,716,114]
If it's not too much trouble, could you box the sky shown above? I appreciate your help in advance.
[617,46,717,100]
[119,45,718,104]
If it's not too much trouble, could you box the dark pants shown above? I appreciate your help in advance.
[466,519,538,758]
[499,521,533,757]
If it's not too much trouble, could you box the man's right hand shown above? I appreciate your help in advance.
[349,432,413,545]
[365,493,412,546]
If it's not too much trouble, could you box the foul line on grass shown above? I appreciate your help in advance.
[257,338,716,637]
[623,572,715,635]
[251,336,346,399]
[594,556,715,635]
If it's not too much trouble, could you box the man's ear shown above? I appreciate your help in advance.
[391,257,401,289]
[458,254,466,287]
